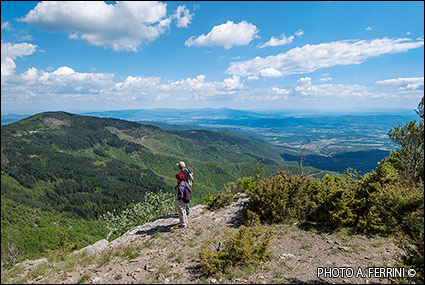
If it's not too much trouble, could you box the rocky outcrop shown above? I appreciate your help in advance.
[5,196,403,284]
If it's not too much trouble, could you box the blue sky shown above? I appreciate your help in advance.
[1,1,424,114]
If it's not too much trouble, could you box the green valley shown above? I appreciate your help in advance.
[1,111,323,264]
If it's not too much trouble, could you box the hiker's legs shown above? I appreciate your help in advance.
[186,203,190,215]
[176,200,187,227]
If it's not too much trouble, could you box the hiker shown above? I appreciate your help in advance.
[176,161,193,215]
[174,172,190,228]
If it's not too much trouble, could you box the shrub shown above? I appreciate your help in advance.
[388,97,424,184]
[355,160,424,234]
[199,225,273,275]
[237,177,257,193]
[246,172,325,224]
[245,165,422,235]
[204,182,238,210]
[1,231,24,269]
[99,191,174,238]
[313,173,359,229]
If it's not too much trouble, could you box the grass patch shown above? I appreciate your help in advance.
[176,255,184,263]
[27,263,50,280]
[372,242,384,248]
[1,266,24,284]
[200,239,213,248]
[351,243,365,254]
[225,264,258,280]
[328,249,344,255]
[156,264,171,279]
[300,244,312,250]
[275,268,285,278]
[119,245,141,260]
[97,251,112,267]
[77,273,91,284]
[63,260,77,272]
[142,241,154,249]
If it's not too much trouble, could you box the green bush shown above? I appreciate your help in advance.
[99,191,174,238]
[245,165,423,234]
[199,225,273,275]
[237,177,257,193]
[204,181,239,210]
[313,172,359,229]
[246,172,325,224]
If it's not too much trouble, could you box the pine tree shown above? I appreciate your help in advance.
[388,97,424,184]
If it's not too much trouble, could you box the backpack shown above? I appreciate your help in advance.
[187,170,194,187]
[183,169,194,187]
[183,183,192,203]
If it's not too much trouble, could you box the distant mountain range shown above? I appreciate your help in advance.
[3,108,411,173]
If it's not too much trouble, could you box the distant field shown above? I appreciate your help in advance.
[281,149,390,174]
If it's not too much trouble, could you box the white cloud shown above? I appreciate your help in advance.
[292,77,377,98]
[272,86,290,95]
[4,66,114,92]
[295,29,304,37]
[1,42,38,78]
[366,26,372,31]
[117,75,161,88]
[185,20,259,49]
[19,1,187,52]
[376,77,424,90]
[227,37,424,78]
[97,74,243,102]
[168,74,242,95]
[223,75,243,90]
[234,78,398,105]
[2,65,116,107]
[248,77,394,102]
[319,77,332,82]
[1,21,13,30]
[38,66,114,88]
[258,33,294,48]
[174,5,193,28]
[259,67,283,78]
[258,29,304,48]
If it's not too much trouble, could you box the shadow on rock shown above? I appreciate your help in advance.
[135,223,178,236]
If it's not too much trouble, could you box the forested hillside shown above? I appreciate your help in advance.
[1,111,322,264]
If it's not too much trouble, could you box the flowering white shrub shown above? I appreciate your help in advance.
[100,191,174,237]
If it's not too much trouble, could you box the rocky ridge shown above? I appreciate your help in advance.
[5,195,403,284]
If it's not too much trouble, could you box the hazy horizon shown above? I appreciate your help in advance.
[2,106,418,118]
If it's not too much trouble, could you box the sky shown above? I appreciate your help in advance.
[1,1,424,114]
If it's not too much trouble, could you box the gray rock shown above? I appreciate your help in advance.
[72,239,109,256]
